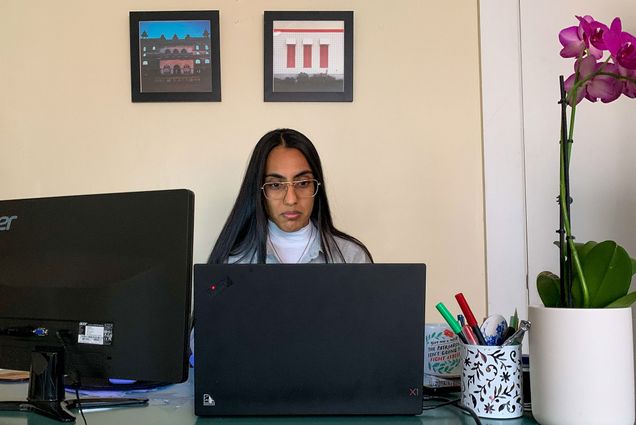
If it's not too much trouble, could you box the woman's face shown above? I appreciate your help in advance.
[263,146,315,232]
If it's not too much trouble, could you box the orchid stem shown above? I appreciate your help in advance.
[597,72,636,85]
[558,176,590,307]
[561,74,590,308]
[567,103,576,155]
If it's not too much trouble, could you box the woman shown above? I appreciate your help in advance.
[191,129,372,364]
[209,128,372,264]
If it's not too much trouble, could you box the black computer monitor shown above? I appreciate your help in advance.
[0,189,194,422]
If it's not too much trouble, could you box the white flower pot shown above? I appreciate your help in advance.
[528,305,635,425]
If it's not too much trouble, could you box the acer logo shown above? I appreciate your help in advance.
[0,215,17,231]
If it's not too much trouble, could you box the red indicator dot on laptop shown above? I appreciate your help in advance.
[210,284,217,291]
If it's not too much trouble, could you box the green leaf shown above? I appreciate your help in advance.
[537,271,561,307]
[632,258,636,277]
[575,241,632,308]
[605,291,636,308]
[576,241,598,263]
[553,240,597,260]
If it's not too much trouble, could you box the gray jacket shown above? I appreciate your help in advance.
[228,234,371,264]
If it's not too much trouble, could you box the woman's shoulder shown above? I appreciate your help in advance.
[331,235,372,263]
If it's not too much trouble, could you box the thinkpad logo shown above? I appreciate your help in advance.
[0,215,17,231]
[203,394,216,407]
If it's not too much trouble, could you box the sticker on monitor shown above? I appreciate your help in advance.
[77,322,113,346]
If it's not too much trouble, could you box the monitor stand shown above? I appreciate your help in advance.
[0,347,148,422]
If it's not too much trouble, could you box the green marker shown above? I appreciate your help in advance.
[435,302,468,344]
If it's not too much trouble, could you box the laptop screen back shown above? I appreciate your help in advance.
[194,263,426,416]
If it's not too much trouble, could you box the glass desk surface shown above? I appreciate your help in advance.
[0,374,538,425]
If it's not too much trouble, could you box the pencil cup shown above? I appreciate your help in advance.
[459,343,523,419]
[424,323,461,377]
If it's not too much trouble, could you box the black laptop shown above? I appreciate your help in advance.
[194,263,426,416]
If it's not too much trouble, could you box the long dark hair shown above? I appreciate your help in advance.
[208,128,372,264]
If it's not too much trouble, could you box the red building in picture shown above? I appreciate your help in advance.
[139,31,212,93]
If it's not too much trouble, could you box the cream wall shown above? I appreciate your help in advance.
[0,0,485,321]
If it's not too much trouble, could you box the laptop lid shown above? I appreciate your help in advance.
[194,263,426,416]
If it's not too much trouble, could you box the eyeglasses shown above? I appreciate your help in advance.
[261,179,321,200]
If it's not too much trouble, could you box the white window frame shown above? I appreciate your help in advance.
[480,0,528,319]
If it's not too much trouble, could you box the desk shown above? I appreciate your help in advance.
[0,376,538,425]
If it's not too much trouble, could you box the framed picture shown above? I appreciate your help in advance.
[129,10,221,102]
[264,11,353,102]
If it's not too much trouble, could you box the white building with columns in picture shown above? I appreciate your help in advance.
[272,20,344,80]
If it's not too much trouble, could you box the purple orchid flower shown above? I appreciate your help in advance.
[564,56,622,104]
[618,65,636,98]
[559,15,605,59]
[577,15,610,51]
[603,18,636,69]
[559,25,586,58]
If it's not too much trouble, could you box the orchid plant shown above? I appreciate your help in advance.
[537,15,636,309]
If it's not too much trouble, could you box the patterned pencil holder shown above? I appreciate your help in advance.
[459,343,523,419]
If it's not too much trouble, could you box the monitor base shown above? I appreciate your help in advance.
[0,347,148,422]
[65,397,148,410]
[0,400,75,422]
[0,397,149,422]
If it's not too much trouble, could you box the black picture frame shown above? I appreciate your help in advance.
[129,10,221,102]
[264,11,353,102]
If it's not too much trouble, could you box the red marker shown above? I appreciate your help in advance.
[462,325,478,345]
[455,293,487,346]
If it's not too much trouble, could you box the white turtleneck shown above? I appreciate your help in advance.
[267,220,315,263]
